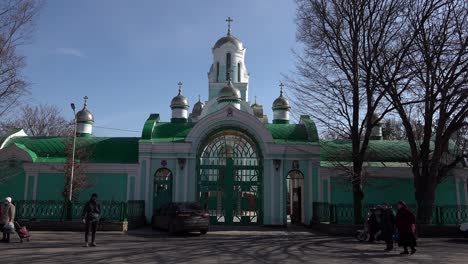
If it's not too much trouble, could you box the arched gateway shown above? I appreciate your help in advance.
[197,128,263,225]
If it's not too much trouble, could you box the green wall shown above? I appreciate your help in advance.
[330,176,458,206]
[36,173,64,200]
[33,172,128,202]
[78,173,128,202]
[0,171,25,201]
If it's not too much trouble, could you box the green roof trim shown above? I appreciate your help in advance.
[170,118,188,123]
[14,143,38,161]
[273,119,289,124]
[5,137,139,163]
[141,114,160,139]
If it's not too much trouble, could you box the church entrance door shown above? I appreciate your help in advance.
[197,128,262,225]
[153,168,173,211]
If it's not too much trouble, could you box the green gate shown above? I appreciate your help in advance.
[153,168,172,210]
[197,128,263,225]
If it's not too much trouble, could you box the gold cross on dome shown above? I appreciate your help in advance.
[83,96,88,107]
[279,82,284,95]
[177,82,183,94]
[226,16,233,35]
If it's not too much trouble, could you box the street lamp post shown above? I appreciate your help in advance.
[69,103,77,201]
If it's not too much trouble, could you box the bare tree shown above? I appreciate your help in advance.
[377,0,467,223]
[62,138,94,202]
[0,104,73,136]
[290,0,410,223]
[0,0,41,117]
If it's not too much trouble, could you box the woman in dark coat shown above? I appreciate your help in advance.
[395,201,417,254]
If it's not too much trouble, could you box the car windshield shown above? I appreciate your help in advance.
[177,203,202,212]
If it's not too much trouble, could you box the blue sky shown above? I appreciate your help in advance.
[19,0,299,137]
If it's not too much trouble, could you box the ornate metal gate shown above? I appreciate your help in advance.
[197,128,262,225]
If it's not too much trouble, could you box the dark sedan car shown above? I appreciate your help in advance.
[152,202,209,234]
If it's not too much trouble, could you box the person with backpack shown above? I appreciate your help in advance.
[81,193,100,247]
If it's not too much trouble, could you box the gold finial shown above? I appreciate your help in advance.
[279,82,284,96]
[198,95,201,102]
[226,16,233,35]
[177,81,183,94]
[83,96,89,107]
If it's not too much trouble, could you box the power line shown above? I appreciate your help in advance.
[93,125,140,133]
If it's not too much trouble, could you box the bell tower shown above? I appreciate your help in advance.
[208,17,250,101]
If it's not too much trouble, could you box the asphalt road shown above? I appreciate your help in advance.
[1,226,467,264]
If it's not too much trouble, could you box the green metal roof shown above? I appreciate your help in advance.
[320,139,463,163]
[148,122,195,143]
[4,137,139,163]
[265,124,310,143]
[320,140,412,162]
[140,113,320,144]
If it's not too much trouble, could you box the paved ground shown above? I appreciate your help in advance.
[1,226,467,264]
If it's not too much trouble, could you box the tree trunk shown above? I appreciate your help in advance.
[415,173,437,224]
[353,185,364,224]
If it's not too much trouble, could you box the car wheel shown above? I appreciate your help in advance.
[355,230,368,242]
[200,229,208,235]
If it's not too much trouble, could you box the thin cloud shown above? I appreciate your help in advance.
[56,47,87,58]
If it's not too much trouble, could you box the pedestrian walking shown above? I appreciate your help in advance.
[81,193,100,247]
[1,197,16,243]
[395,201,417,255]
[380,204,396,251]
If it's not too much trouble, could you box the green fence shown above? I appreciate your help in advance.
[15,200,145,223]
[312,202,468,225]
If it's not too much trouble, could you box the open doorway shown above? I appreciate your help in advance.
[286,170,305,225]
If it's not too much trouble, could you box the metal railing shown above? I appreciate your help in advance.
[312,202,468,225]
[15,200,145,223]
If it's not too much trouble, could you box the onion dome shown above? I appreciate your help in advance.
[213,17,244,50]
[251,96,263,119]
[213,34,243,50]
[76,96,94,122]
[192,95,204,117]
[272,83,290,110]
[170,82,189,109]
[217,81,241,102]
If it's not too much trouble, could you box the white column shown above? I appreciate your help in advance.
[279,161,283,225]
[32,174,38,200]
[464,178,468,206]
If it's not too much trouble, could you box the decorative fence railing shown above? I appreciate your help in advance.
[15,200,145,223]
[312,202,468,225]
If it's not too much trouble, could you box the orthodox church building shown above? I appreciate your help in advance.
[0,21,467,226]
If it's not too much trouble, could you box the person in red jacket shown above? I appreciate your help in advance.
[395,201,417,255]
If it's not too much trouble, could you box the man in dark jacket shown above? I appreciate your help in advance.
[380,204,396,251]
[81,193,100,247]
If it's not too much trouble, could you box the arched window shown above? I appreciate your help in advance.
[216,62,219,82]
[237,62,241,82]
[226,53,231,80]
